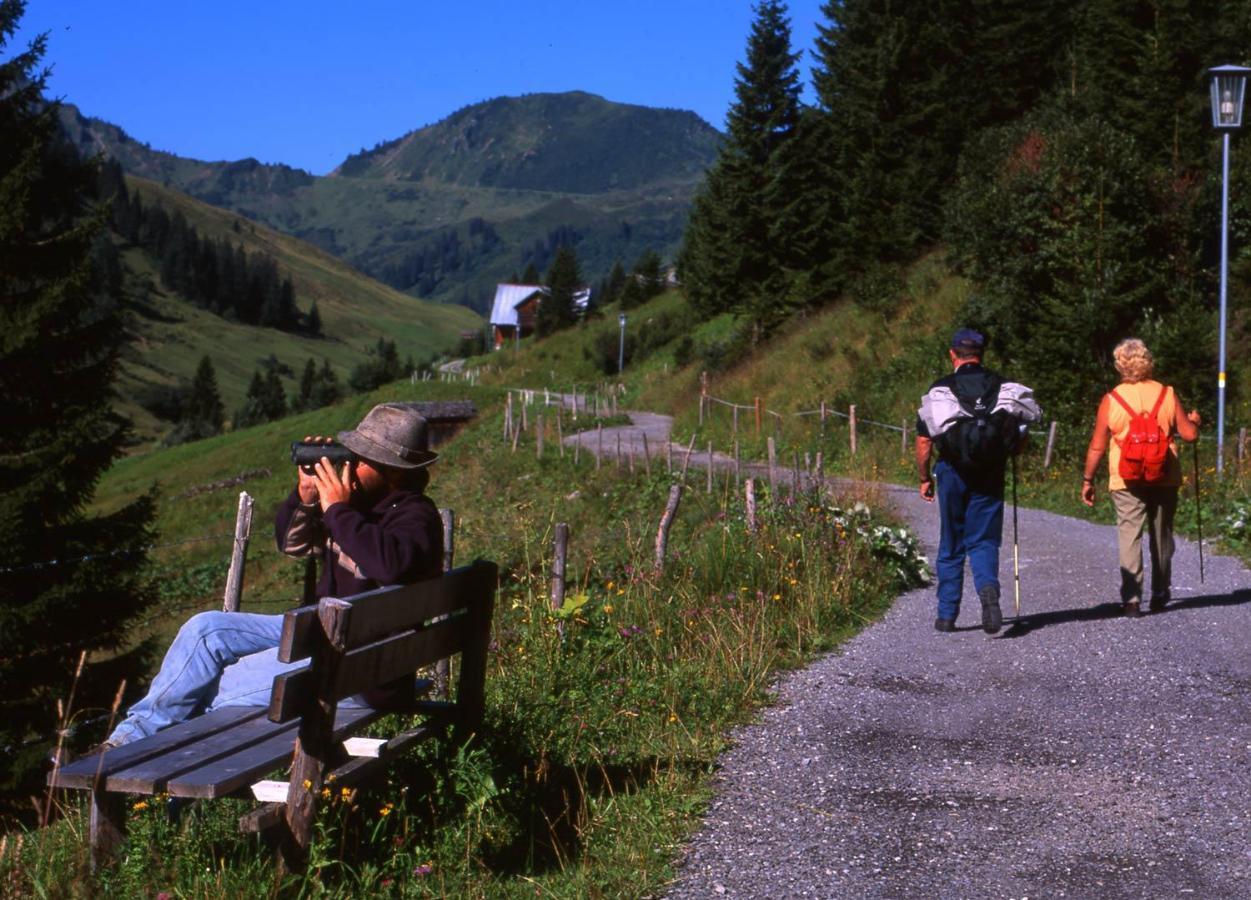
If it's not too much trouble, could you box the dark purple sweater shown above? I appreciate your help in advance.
[274,487,443,600]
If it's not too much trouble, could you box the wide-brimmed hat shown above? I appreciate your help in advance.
[338,403,438,469]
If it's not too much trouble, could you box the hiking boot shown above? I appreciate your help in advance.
[979,585,1002,634]
[1123,600,1142,619]
[934,617,956,633]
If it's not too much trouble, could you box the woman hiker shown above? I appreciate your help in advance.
[1080,338,1200,617]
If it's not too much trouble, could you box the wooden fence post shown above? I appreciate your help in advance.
[791,452,800,497]
[536,414,544,459]
[849,404,858,456]
[901,419,908,456]
[556,411,565,458]
[655,484,684,573]
[754,396,762,434]
[551,523,569,612]
[815,451,824,485]
[767,437,777,494]
[667,438,673,474]
[745,479,757,533]
[732,405,739,435]
[597,424,603,470]
[1043,420,1058,469]
[434,508,455,698]
[521,402,528,433]
[734,440,741,486]
[707,442,714,494]
[222,491,254,613]
[642,431,652,474]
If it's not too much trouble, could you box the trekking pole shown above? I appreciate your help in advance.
[1193,440,1205,585]
[1011,453,1021,617]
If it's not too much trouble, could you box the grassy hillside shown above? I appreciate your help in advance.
[61,95,718,312]
[115,176,482,445]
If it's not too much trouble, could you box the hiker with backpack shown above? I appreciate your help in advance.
[1080,338,1200,617]
[916,329,1042,634]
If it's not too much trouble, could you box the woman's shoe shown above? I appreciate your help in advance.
[1123,600,1142,619]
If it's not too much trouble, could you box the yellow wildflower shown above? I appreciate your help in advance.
[603,604,614,614]
[302,779,313,790]
[654,626,663,636]
[132,800,148,811]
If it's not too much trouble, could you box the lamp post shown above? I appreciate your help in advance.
[618,313,627,374]
[1209,64,1250,476]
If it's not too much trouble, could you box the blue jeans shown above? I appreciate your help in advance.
[109,612,304,745]
[934,460,1004,621]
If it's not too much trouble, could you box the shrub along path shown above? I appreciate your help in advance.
[665,478,1251,897]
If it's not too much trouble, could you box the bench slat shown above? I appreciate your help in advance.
[163,706,381,799]
[49,707,267,789]
[269,618,468,723]
[324,563,496,653]
[106,712,295,795]
[278,561,495,662]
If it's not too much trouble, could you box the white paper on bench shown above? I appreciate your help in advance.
[251,780,289,803]
[343,737,385,758]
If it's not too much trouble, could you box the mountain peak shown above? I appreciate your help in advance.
[331,91,721,194]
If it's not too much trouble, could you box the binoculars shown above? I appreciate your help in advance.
[290,440,356,475]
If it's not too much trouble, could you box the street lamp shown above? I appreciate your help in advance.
[618,313,627,374]
[1209,64,1250,475]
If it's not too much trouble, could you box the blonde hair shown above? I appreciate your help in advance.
[1113,338,1154,383]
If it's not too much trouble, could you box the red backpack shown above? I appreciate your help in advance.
[1109,386,1170,483]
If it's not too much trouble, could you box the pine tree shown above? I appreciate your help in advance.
[295,357,317,412]
[679,0,802,329]
[186,355,224,433]
[520,262,541,285]
[307,301,322,337]
[310,359,341,408]
[235,367,287,427]
[0,0,156,801]
[536,245,581,336]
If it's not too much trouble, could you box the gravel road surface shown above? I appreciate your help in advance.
[665,480,1251,898]
[557,407,1250,897]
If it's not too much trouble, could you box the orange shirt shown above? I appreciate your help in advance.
[1106,380,1180,490]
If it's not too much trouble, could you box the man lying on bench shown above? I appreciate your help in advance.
[107,403,444,746]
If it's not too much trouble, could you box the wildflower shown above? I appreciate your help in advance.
[772,593,781,600]
[379,803,394,817]
[303,779,313,790]
[654,626,663,636]
[132,800,148,811]
[321,788,331,800]
[603,604,614,614]
[606,580,615,590]
[326,773,337,783]
[341,786,352,799]
[617,588,625,595]
[668,713,678,723]
[413,863,433,876]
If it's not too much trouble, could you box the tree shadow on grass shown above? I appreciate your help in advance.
[999,589,1251,639]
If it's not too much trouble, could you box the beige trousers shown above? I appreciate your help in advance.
[1111,486,1179,604]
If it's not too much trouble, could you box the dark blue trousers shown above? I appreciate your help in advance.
[935,460,1004,621]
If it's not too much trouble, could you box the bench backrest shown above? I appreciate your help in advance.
[267,559,497,725]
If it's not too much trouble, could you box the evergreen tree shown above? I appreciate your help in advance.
[235,366,287,427]
[679,0,802,329]
[183,354,225,436]
[348,338,404,392]
[520,262,542,284]
[307,300,322,337]
[310,359,342,408]
[0,0,157,802]
[536,245,581,336]
[295,357,318,412]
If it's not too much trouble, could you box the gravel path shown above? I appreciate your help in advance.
[665,479,1251,898]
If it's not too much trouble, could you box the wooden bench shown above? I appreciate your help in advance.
[49,559,497,870]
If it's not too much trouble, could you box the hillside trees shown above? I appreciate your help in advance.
[162,355,226,445]
[946,113,1213,425]
[0,0,157,804]
[536,244,582,336]
[679,0,802,330]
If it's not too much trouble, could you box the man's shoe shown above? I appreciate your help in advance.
[1123,600,1142,619]
[1149,593,1169,613]
[979,585,1002,635]
[934,617,956,633]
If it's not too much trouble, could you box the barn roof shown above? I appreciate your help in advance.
[489,284,546,328]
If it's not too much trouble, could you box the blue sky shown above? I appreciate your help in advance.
[14,0,826,175]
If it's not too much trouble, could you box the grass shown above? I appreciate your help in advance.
[3,377,926,896]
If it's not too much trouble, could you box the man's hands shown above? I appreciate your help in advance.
[312,457,353,513]
[295,435,353,511]
[1080,479,1096,507]
[920,479,935,503]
